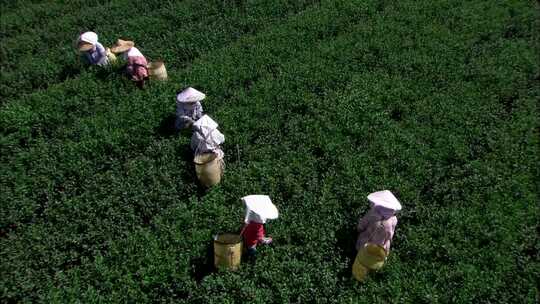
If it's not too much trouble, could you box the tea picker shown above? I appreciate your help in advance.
[76,31,110,66]
[175,87,205,130]
[352,190,402,282]
[190,115,224,155]
[240,195,279,256]
[212,195,277,271]
[110,39,149,89]
[191,115,225,187]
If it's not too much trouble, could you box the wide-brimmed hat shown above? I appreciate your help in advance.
[78,42,94,52]
[77,31,98,52]
[367,190,402,211]
[242,195,279,224]
[193,115,218,130]
[176,87,205,103]
[110,39,135,53]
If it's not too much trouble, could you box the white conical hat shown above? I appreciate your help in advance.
[176,87,205,103]
[243,195,279,223]
[367,190,402,211]
[79,31,98,45]
[193,115,218,130]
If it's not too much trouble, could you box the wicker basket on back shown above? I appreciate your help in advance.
[193,152,224,187]
[147,61,168,81]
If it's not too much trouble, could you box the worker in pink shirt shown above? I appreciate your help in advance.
[353,190,402,282]
[356,190,401,253]
[240,195,278,256]
[110,39,149,89]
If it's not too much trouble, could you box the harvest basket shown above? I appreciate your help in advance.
[352,243,387,282]
[147,60,168,80]
[193,152,224,187]
[214,233,242,271]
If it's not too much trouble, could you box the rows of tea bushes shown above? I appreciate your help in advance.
[0,0,320,100]
[1,0,539,303]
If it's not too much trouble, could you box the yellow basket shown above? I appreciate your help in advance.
[357,243,387,270]
[352,259,369,282]
[194,153,223,187]
[214,233,242,271]
[352,243,387,282]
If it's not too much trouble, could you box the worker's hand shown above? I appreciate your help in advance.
[261,237,273,245]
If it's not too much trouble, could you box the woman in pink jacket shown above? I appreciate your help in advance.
[110,39,149,89]
[356,190,402,254]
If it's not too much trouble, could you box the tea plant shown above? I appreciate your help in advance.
[1,0,539,303]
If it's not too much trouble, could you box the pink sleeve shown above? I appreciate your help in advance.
[127,56,148,81]
[383,217,398,251]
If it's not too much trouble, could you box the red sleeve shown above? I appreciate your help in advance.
[240,224,247,236]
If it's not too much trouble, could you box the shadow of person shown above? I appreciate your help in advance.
[335,224,358,279]
[177,142,212,197]
[59,64,82,81]
[190,241,215,283]
[175,143,204,192]
[155,114,178,138]
[154,118,212,194]
[93,64,123,81]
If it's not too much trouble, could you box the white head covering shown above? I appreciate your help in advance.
[126,46,143,58]
[177,87,206,103]
[79,31,98,45]
[242,195,279,224]
[367,190,402,211]
[193,115,218,131]
[192,115,225,153]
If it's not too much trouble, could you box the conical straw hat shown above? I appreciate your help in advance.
[78,42,94,52]
[176,87,206,103]
[110,39,135,53]
[193,115,218,130]
[242,195,279,223]
[77,31,98,52]
[367,190,402,211]
[79,32,98,44]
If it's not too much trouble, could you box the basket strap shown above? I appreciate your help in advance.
[194,130,205,155]
[366,220,389,247]
[195,129,219,156]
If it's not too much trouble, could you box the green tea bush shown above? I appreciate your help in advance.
[1,0,539,303]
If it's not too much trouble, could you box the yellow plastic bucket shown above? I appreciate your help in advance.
[214,233,242,271]
[352,258,369,282]
[147,61,168,81]
[352,243,387,282]
[194,153,224,187]
[357,243,386,270]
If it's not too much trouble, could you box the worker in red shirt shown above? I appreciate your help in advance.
[240,195,278,256]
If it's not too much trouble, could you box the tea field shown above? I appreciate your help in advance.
[1,0,539,303]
